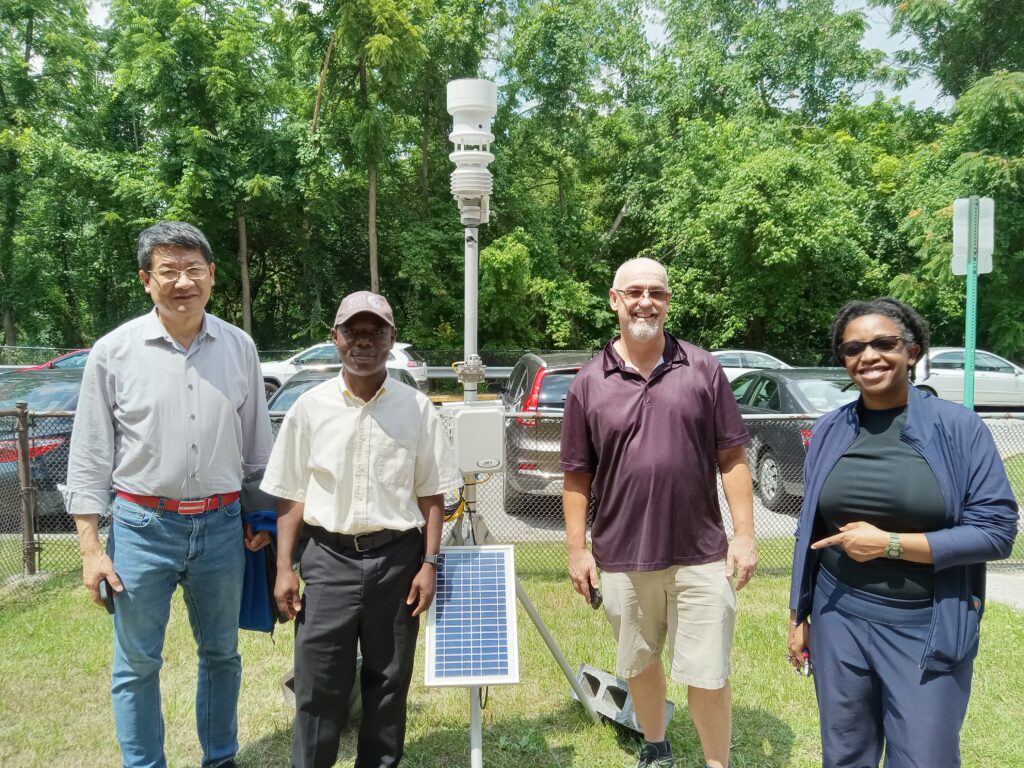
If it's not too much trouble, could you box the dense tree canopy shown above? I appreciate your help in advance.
[0,0,1021,361]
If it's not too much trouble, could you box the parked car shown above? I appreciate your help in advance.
[260,341,428,399]
[914,347,1024,408]
[0,370,83,532]
[711,349,792,381]
[17,348,91,372]
[267,366,418,413]
[731,368,859,513]
[500,352,597,511]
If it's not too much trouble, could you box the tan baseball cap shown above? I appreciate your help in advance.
[333,290,395,328]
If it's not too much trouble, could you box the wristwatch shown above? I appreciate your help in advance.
[885,533,903,560]
[422,553,440,567]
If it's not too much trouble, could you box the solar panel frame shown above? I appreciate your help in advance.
[425,544,520,687]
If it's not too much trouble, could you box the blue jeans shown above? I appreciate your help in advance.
[107,496,245,768]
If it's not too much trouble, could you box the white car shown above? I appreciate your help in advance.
[915,347,1024,407]
[711,350,792,381]
[261,341,428,398]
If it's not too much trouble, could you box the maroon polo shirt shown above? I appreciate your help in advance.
[560,333,749,572]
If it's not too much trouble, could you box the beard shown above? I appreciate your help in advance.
[626,315,661,342]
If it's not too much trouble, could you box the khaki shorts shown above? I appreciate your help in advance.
[602,560,736,689]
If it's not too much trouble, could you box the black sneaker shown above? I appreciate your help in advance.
[636,743,675,767]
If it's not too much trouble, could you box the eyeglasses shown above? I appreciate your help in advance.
[338,327,390,341]
[614,287,670,303]
[836,335,904,359]
[148,266,211,283]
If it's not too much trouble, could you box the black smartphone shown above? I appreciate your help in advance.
[99,578,115,615]
[588,584,603,610]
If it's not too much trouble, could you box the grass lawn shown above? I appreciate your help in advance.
[1,543,1023,767]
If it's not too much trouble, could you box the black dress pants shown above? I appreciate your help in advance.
[291,528,422,768]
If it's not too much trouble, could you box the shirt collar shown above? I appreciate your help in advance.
[337,369,389,406]
[602,331,687,375]
[142,307,213,343]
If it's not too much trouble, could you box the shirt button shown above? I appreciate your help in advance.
[191,444,198,452]
[190,414,196,420]
[188,384,194,390]
[191,472,198,478]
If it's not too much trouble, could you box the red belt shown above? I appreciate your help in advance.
[116,491,241,515]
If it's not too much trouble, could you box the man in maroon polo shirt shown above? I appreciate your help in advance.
[561,257,757,768]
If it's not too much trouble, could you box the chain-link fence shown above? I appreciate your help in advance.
[4,410,1023,604]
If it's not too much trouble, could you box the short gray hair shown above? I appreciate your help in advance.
[136,222,213,271]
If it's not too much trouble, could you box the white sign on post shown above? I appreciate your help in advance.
[952,197,994,275]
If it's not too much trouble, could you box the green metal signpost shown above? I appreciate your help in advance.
[952,196,994,410]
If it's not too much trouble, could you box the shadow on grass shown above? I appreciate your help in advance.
[236,702,582,768]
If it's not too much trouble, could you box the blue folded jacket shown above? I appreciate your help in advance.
[239,509,279,633]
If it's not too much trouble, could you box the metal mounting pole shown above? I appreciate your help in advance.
[964,195,979,410]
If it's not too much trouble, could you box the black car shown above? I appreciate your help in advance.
[268,366,421,413]
[500,352,596,511]
[0,370,83,531]
[731,368,859,513]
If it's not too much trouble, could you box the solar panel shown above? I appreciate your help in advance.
[425,545,519,687]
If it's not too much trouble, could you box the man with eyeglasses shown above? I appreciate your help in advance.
[67,221,274,768]
[560,257,757,768]
[262,290,460,768]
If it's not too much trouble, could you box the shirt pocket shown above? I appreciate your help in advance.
[375,430,417,491]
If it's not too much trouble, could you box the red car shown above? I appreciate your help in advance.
[18,349,91,372]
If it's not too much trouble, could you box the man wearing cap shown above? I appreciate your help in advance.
[66,221,274,768]
[264,290,461,768]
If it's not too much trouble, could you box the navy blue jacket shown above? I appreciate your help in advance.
[790,385,1018,672]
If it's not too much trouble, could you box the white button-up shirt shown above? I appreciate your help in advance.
[261,371,461,534]
[66,309,273,515]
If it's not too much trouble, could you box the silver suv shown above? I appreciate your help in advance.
[500,352,596,512]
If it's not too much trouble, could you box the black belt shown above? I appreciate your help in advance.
[308,524,419,553]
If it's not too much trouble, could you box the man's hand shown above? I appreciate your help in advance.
[568,547,599,603]
[727,533,758,590]
[274,568,303,620]
[406,564,437,617]
[82,551,122,607]
[244,522,271,552]
[811,521,888,562]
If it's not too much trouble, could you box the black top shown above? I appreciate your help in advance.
[817,404,946,600]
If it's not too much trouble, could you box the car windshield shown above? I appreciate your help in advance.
[268,378,327,412]
[0,378,80,410]
[793,378,859,413]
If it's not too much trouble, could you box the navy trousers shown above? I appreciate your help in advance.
[810,567,974,768]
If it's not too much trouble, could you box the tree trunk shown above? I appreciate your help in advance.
[312,30,338,136]
[420,91,430,218]
[744,316,766,349]
[3,306,15,346]
[236,202,252,335]
[368,163,379,293]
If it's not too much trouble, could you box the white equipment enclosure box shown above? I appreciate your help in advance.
[441,402,505,474]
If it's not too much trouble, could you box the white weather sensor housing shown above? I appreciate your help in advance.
[447,79,497,227]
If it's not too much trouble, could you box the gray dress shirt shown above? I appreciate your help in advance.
[66,309,273,516]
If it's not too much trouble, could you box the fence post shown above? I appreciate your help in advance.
[15,400,39,576]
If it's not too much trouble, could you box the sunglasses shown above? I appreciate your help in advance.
[836,335,905,359]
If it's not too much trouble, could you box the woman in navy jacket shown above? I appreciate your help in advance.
[787,298,1017,768]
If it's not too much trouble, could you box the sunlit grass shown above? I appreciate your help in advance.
[2,543,1022,767]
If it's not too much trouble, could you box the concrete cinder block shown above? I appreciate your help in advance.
[571,663,674,734]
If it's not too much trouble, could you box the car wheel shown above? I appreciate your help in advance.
[264,379,280,401]
[756,448,795,512]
